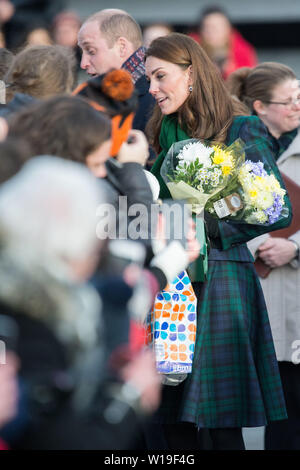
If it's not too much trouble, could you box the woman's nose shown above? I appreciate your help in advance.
[149,80,158,96]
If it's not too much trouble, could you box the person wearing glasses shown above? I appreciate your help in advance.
[227,62,300,450]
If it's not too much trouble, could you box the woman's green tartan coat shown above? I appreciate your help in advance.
[150,115,295,427]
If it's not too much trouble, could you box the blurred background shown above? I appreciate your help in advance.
[70,0,300,76]
[1,0,299,80]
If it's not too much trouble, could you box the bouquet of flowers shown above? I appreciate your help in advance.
[160,138,245,215]
[206,159,289,225]
[160,138,245,285]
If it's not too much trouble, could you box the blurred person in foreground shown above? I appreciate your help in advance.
[1,44,75,118]
[0,114,151,448]
[0,353,19,449]
[0,47,13,80]
[0,47,13,105]
[189,5,257,80]
[0,148,199,450]
[227,63,300,450]
[0,156,162,450]
[6,92,154,244]
[5,93,199,319]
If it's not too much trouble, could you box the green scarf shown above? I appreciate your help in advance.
[151,115,190,199]
[151,115,208,282]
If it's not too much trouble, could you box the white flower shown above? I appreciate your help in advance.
[255,191,274,210]
[178,141,213,166]
[254,210,268,224]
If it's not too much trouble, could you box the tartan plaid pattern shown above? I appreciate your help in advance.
[157,261,287,428]
[219,116,294,250]
[122,47,146,85]
[152,116,294,251]
[151,115,293,428]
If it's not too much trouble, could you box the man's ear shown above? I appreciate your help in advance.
[116,36,130,59]
[253,99,267,116]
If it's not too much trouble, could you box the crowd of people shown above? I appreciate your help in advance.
[0,3,299,451]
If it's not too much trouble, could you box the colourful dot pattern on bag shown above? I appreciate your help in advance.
[146,270,197,374]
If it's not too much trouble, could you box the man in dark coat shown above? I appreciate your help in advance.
[77,9,155,159]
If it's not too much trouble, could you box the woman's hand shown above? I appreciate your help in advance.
[258,237,297,268]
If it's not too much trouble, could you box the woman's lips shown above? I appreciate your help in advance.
[157,97,167,106]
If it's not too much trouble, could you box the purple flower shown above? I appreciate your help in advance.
[246,160,267,177]
[263,193,283,224]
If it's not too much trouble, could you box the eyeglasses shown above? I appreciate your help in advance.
[264,96,300,107]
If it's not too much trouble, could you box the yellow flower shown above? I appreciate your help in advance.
[212,155,224,165]
[212,146,233,166]
[221,165,232,175]
[249,189,258,199]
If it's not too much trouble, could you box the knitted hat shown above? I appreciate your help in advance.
[73,69,138,157]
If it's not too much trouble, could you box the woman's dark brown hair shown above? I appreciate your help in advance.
[145,32,245,152]
[7,95,111,163]
[226,62,297,113]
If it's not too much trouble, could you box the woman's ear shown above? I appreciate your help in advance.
[187,65,193,86]
[253,99,267,116]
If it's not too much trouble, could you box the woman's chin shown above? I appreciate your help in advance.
[161,107,175,115]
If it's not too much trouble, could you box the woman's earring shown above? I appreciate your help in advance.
[189,85,193,92]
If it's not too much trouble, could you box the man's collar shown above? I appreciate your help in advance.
[122,46,146,84]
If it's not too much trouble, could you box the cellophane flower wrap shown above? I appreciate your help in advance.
[206,159,289,225]
[160,138,245,215]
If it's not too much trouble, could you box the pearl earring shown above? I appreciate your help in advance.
[189,85,193,92]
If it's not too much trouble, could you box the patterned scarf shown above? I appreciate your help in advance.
[122,46,146,84]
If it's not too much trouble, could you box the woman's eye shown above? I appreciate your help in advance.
[157,74,164,80]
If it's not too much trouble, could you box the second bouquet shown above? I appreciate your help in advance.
[205,159,289,225]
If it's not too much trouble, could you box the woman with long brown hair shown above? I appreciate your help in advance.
[145,33,294,450]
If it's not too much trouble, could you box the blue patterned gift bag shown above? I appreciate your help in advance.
[146,271,197,384]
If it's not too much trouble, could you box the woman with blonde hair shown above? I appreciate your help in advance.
[145,33,293,450]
